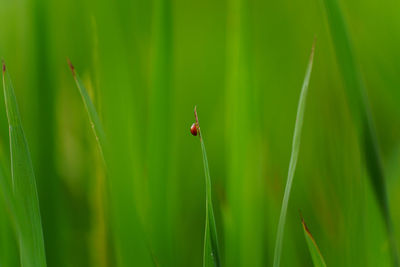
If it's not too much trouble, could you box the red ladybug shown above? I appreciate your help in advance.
[190,123,198,136]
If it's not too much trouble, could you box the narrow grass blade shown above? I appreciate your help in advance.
[67,59,106,162]
[2,61,47,267]
[67,61,153,266]
[0,152,19,232]
[272,41,316,267]
[321,0,398,265]
[193,107,220,267]
[0,163,21,266]
[301,215,327,267]
[0,139,21,266]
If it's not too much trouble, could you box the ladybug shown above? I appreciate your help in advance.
[190,123,198,136]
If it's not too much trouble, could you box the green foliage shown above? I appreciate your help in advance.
[147,0,173,264]
[2,62,46,267]
[0,0,399,266]
[321,0,398,265]
[301,216,327,267]
[193,107,220,267]
[68,60,106,161]
[273,41,315,267]
[68,61,153,266]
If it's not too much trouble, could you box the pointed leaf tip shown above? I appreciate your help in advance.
[67,58,75,76]
[2,61,47,267]
[193,106,202,140]
[299,211,311,235]
[2,60,5,74]
[300,215,327,267]
[194,106,199,125]
[310,38,316,61]
[312,36,317,48]
[301,215,311,236]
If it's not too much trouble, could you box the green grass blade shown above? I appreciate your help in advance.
[193,107,220,267]
[272,41,316,267]
[0,151,19,232]
[67,61,154,266]
[0,142,20,266]
[321,0,398,265]
[67,59,106,162]
[2,61,47,267]
[301,216,327,267]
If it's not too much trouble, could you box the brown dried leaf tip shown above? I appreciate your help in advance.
[301,215,311,235]
[300,211,318,245]
[2,60,5,74]
[67,58,75,77]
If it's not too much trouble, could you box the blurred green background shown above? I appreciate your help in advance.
[0,0,400,266]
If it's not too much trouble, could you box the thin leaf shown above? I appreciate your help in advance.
[321,0,398,265]
[193,107,220,267]
[0,132,20,266]
[0,151,19,233]
[2,61,47,267]
[272,40,316,267]
[301,215,327,267]
[67,60,154,266]
[67,59,106,162]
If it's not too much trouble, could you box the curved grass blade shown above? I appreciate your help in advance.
[272,40,316,267]
[2,61,47,267]
[193,107,220,267]
[321,1,398,265]
[67,60,154,266]
[301,215,327,267]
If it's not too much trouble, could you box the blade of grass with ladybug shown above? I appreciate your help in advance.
[191,106,220,267]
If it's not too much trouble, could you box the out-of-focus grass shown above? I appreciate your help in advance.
[2,62,46,267]
[301,216,327,267]
[225,0,265,266]
[321,0,398,265]
[0,147,19,267]
[273,41,315,267]
[68,61,153,266]
[147,0,174,265]
[67,60,106,161]
[0,0,399,266]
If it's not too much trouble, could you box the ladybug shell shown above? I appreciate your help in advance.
[190,123,198,136]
